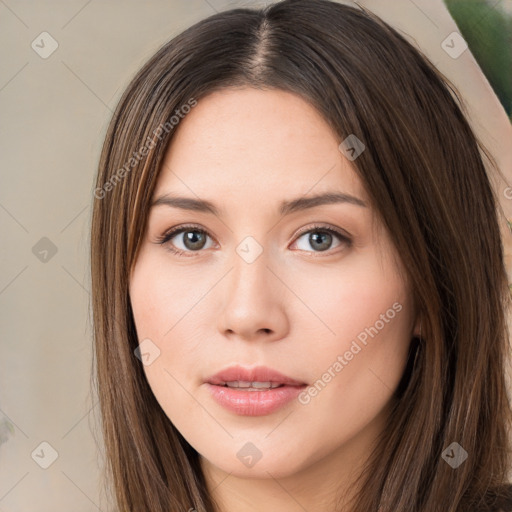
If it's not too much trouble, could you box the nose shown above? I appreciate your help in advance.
[216,245,289,343]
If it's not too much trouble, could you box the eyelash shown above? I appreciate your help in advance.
[155,223,352,257]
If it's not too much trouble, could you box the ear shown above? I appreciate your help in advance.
[412,315,422,339]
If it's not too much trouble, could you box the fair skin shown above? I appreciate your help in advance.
[129,87,420,512]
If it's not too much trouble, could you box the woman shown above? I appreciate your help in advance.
[90,0,512,510]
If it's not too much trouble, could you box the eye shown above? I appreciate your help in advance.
[155,223,352,257]
[155,224,215,256]
[291,224,352,254]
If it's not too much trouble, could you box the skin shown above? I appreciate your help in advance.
[129,87,420,512]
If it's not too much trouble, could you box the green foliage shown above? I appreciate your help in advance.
[445,0,512,115]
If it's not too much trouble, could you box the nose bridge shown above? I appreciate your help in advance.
[228,236,273,307]
[216,234,287,340]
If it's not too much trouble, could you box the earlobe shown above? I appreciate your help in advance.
[412,316,422,340]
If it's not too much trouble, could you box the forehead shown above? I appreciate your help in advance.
[154,87,368,207]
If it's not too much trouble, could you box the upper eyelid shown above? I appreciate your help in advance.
[160,224,212,241]
[294,223,351,240]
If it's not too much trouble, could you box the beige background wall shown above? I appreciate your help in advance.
[1,1,511,511]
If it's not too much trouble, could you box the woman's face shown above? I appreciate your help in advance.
[129,87,419,482]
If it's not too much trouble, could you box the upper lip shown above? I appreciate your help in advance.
[205,365,307,386]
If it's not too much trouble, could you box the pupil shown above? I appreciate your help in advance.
[310,231,332,251]
[184,231,206,250]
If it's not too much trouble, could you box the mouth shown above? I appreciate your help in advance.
[204,364,307,388]
[204,365,308,416]
[214,381,288,391]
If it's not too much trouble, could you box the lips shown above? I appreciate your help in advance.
[205,365,307,387]
[204,365,308,416]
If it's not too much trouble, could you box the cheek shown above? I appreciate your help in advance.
[294,253,412,404]
[129,254,212,410]
[130,253,207,342]
[297,253,409,345]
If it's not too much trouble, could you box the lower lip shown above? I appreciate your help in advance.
[205,383,307,416]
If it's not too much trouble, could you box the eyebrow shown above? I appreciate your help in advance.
[151,191,367,216]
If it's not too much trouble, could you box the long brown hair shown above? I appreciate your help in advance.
[90,1,512,510]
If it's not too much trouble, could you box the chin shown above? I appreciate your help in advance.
[200,440,311,480]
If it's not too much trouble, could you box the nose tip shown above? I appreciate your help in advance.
[217,254,289,343]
